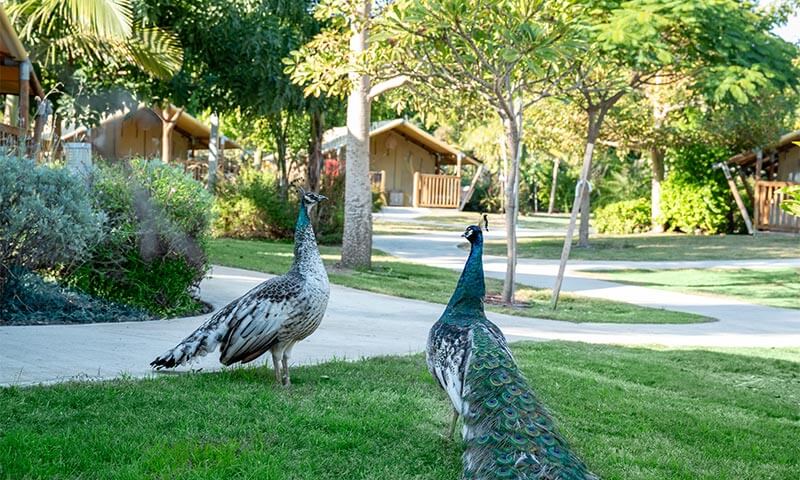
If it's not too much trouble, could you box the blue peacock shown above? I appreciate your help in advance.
[426,222,598,479]
[151,189,330,386]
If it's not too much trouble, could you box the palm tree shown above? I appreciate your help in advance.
[8,0,182,81]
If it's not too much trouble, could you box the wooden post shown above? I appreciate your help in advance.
[456,152,463,177]
[459,163,485,211]
[718,163,754,235]
[158,106,182,163]
[412,171,420,208]
[208,112,219,192]
[379,169,386,202]
[754,149,763,230]
[30,99,50,160]
[18,60,30,134]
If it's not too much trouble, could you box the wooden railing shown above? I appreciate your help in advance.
[414,173,460,208]
[755,180,800,233]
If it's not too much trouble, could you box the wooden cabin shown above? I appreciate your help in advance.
[322,119,482,209]
[61,105,239,179]
[0,5,47,154]
[728,130,800,233]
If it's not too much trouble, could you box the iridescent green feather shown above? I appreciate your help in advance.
[462,325,597,480]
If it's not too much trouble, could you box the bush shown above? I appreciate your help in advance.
[316,173,345,244]
[595,198,651,234]
[66,159,213,317]
[0,155,104,295]
[213,168,345,244]
[658,144,733,234]
[213,168,296,239]
[781,185,800,217]
[1,267,150,325]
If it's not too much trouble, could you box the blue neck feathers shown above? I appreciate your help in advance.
[295,200,310,233]
[442,236,485,321]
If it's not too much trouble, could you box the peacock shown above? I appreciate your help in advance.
[426,222,598,479]
[151,188,330,386]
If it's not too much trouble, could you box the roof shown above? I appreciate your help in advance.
[61,104,240,150]
[0,5,44,98]
[322,118,481,166]
[729,130,800,166]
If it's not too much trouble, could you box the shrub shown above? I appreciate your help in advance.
[213,168,345,244]
[658,144,733,234]
[595,198,651,234]
[213,168,296,239]
[1,267,150,325]
[781,185,800,217]
[66,159,213,317]
[316,173,345,244]
[0,155,104,295]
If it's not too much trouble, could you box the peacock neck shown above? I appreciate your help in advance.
[442,240,485,322]
[292,203,324,275]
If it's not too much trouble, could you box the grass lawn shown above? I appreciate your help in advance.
[481,233,800,261]
[585,267,800,309]
[373,212,570,235]
[208,238,709,324]
[2,342,798,479]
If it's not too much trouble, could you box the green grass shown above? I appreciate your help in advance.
[585,268,800,309]
[2,342,798,479]
[481,234,800,261]
[374,213,570,235]
[208,238,709,324]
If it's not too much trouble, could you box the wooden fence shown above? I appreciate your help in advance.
[414,173,460,208]
[755,180,800,233]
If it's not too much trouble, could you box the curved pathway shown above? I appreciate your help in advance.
[2,263,799,387]
[374,232,800,334]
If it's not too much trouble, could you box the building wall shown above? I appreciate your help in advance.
[777,146,800,183]
[369,131,437,206]
[89,111,191,163]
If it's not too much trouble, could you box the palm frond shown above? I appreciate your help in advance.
[125,28,183,79]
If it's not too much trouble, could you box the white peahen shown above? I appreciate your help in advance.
[151,189,330,386]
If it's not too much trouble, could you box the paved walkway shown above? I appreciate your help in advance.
[3,264,800,387]
[374,232,800,327]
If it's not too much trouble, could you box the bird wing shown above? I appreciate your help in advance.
[427,322,472,414]
[218,274,303,365]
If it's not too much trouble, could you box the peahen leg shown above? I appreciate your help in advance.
[446,408,459,440]
[281,357,291,387]
[271,350,282,385]
[281,344,295,387]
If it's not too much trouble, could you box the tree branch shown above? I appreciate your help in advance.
[367,75,409,100]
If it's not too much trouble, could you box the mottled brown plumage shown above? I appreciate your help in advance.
[150,191,329,385]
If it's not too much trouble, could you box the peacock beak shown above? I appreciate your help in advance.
[318,194,328,202]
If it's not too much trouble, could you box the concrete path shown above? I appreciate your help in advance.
[374,232,800,327]
[4,264,799,387]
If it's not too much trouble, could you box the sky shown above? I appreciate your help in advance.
[761,0,800,43]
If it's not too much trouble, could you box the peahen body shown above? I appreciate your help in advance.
[151,190,330,386]
[426,225,597,479]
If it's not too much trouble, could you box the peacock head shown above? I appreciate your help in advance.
[461,214,488,246]
[462,225,483,246]
[297,186,327,211]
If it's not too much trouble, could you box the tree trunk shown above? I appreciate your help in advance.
[577,181,591,247]
[548,156,560,214]
[207,112,219,193]
[650,146,665,232]
[341,0,373,269]
[551,108,602,308]
[308,109,323,193]
[501,107,522,305]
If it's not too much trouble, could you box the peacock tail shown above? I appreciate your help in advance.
[462,324,597,480]
[427,224,597,480]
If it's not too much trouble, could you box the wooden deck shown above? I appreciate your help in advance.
[413,173,460,208]
[755,181,800,233]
